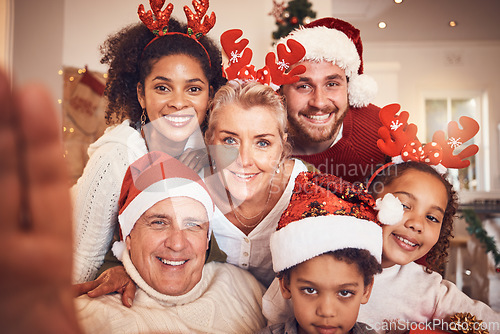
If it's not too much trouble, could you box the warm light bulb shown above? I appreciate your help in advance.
[394,0,403,3]
[58,69,63,75]
[378,21,387,29]
[449,20,457,27]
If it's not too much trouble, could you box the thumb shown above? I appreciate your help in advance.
[121,282,137,308]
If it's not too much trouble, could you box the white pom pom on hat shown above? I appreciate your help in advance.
[375,193,404,226]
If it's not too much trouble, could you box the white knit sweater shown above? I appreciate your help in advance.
[71,120,148,283]
[263,262,500,333]
[76,251,267,334]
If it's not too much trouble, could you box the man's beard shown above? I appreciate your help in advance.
[287,106,348,145]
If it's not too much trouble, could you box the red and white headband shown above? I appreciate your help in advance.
[138,0,216,65]
[220,29,306,91]
[368,103,480,186]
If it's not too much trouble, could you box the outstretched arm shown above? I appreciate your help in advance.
[0,69,81,333]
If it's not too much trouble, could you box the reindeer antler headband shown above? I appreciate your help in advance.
[138,0,215,65]
[220,29,306,90]
[367,103,480,186]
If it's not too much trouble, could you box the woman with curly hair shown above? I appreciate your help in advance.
[358,161,499,327]
[72,14,226,287]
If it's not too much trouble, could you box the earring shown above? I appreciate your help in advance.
[140,108,147,127]
[140,109,150,151]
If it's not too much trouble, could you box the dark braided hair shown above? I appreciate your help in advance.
[368,161,458,274]
[100,18,226,126]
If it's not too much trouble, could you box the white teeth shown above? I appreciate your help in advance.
[158,257,187,266]
[306,114,330,121]
[234,173,256,179]
[395,235,417,247]
[164,115,191,123]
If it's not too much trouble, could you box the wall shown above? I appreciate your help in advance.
[0,0,12,70]
[364,41,500,190]
[11,0,64,106]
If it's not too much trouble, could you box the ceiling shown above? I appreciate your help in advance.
[329,0,500,43]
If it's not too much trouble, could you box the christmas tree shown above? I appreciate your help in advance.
[269,0,316,41]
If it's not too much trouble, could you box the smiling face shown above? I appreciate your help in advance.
[208,103,284,202]
[375,169,448,268]
[125,196,209,296]
[137,54,210,145]
[281,60,349,154]
[279,254,372,334]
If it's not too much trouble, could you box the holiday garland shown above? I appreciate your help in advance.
[269,0,316,40]
[461,208,500,272]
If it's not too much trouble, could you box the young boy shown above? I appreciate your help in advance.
[260,172,401,334]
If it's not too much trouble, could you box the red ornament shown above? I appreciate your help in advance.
[496,267,500,273]
[290,16,298,25]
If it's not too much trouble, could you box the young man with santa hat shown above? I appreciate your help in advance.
[278,18,385,183]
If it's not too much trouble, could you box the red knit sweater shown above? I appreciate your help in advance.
[293,104,386,183]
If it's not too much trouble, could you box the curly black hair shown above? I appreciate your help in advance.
[368,161,458,274]
[100,18,226,126]
[278,248,382,287]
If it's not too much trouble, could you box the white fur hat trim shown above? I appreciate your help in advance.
[375,193,404,226]
[270,215,383,272]
[112,241,127,262]
[279,26,360,77]
[119,178,213,240]
[348,73,378,108]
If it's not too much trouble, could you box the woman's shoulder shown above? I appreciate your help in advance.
[87,120,146,160]
[291,158,316,172]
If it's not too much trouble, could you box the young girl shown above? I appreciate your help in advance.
[72,0,225,285]
[360,161,499,330]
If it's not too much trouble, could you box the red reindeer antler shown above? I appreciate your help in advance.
[432,116,479,168]
[184,0,216,39]
[266,39,306,86]
[377,104,418,157]
[138,0,174,36]
[220,29,253,80]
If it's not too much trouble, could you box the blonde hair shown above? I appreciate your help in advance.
[205,81,291,164]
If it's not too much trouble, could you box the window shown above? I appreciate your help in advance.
[424,92,488,191]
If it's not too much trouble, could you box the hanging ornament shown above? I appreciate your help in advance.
[268,0,286,21]
[290,16,298,24]
[283,11,290,19]
[303,16,312,25]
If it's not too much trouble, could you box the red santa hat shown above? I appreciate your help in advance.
[112,151,214,261]
[277,17,377,108]
[270,172,403,273]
